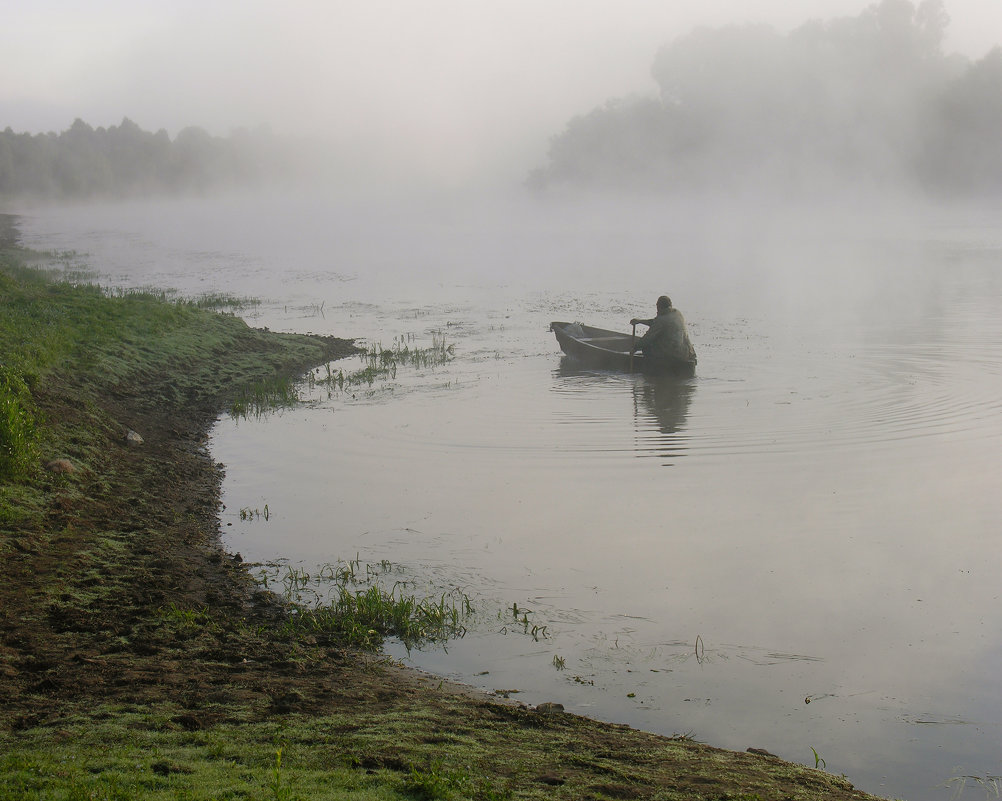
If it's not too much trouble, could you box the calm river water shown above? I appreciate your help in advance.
[19,191,1002,801]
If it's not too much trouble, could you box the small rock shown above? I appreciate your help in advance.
[125,429,144,446]
[536,702,564,715]
[45,459,75,474]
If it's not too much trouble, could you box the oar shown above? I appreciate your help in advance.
[630,322,636,373]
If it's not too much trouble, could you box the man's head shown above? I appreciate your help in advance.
[657,295,672,312]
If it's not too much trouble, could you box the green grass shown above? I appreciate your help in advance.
[403,758,511,800]
[0,711,409,801]
[0,364,38,481]
[0,249,348,403]
[0,704,522,801]
[0,697,867,801]
[0,254,191,381]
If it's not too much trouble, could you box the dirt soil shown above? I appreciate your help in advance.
[0,329,885,800]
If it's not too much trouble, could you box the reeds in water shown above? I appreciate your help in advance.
[261,557,473,649]
[311,332,455,392]
[229,375,301,419]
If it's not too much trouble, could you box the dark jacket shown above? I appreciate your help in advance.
[634,308,696,364]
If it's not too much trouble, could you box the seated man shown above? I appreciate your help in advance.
[630,295,697,365]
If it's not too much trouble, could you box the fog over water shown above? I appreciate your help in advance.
[18,188,1002,801]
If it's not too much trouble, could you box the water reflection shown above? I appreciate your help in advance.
[553,359,696,464]
[631,375,695,463]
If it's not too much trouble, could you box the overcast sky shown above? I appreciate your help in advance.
[3,1,1000,187]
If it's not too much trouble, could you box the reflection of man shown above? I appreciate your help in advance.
[630,295,696,365]
[636,376,695,435]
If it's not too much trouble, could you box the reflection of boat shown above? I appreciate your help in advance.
[553,361,695,463]
[550,321,696,377]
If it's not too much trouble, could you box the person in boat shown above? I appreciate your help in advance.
[630,295,696,365]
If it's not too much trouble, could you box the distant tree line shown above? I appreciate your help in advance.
[0,118,305,201]
[529,0,1002,197]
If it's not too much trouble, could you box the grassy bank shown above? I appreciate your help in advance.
[0,244,885,800]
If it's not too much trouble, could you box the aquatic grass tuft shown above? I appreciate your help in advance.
[263,557,473,649]
[229,375,303,419]
[310,331,455,394]
[499,602,548,641]
[324,584,472,648]
[188,292,263,312]
[240,504,271,521]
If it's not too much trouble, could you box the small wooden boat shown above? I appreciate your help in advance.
[550,321,696,376]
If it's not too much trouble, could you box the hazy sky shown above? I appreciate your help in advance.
[3,1,1001,186]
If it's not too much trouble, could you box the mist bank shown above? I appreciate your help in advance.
[4,1,1001,205]
[0,118,335,204]
[530,0,1002,200]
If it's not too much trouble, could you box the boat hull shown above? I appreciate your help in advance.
[550,321,696,377]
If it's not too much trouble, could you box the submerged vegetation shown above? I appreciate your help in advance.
[260,557,473,649]
[186,292,263,311]
[229,331,455,417]
[311,332,455,392]
[229,373,303,419]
